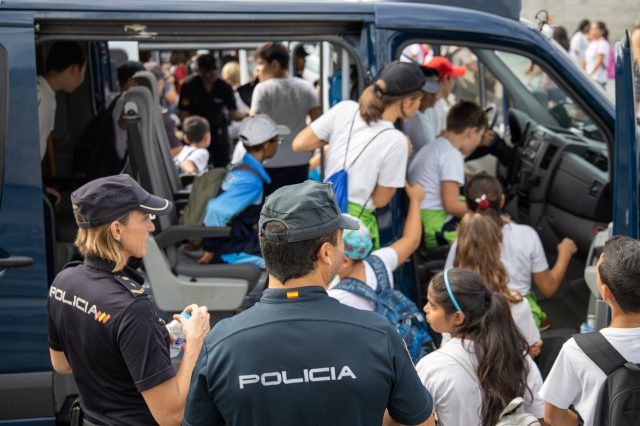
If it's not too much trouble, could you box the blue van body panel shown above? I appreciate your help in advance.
[0,419,55,426]
[0,11,50,374]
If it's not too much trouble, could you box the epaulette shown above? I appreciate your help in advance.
[113,273,146,297]
[62,260,83,270]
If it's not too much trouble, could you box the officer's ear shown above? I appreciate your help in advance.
[110,220,124,243]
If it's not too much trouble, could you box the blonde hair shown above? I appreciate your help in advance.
[221,61,241,87]
[74,214,130,272]
[454,213,522,305]
[358,80,422,124]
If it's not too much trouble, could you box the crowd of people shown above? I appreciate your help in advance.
[40,39,640,426]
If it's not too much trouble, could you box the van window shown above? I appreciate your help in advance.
[0,46,6,203]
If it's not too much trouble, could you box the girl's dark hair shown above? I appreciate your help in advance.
[575,19,590,34]
[464,173,506,228]
[430,269,530,426]
[595,21,609,40]
[553,26,570,51]
[358,80,421,124]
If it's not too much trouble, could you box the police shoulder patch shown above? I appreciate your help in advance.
[113,274,146,297]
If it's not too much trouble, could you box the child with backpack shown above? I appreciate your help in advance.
[417,268,545,425]
[540,236,640,426]
[173,115,210,176]
[328,183,433,362]
[293,61,432,249]
[407,100,487,250]
[453,213,542,357]
[445,173,578,329]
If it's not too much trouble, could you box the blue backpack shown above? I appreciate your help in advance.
[335,254,434,363]
[325,110,394,212]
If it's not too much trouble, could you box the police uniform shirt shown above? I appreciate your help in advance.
[184,286,432,426]
[48,258,175,425]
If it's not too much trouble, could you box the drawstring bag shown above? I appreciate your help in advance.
[325,109,393,212]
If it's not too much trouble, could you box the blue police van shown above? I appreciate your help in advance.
[0,0,638,423]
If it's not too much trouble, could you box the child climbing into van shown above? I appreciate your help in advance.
[328,183,425,310]
[540,236,640,426]
[417,268,545,425]
[445,173,578,329]
[407,100,487,250]
[454,213,542,357]
[173,115,210,176]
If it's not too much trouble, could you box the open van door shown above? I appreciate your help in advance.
[612,31,640,238]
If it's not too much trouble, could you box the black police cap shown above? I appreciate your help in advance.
[71,174,172,228]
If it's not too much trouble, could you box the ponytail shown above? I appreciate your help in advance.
[358,80,421,124]
[430,269,530,426]
[465,173,508,228]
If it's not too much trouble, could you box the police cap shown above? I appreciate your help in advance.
[259,181,358,242]
[71,174,172,228]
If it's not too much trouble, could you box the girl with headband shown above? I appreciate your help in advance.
[445,173,578,330]
[416,268,545,425]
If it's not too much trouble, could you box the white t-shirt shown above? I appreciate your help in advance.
[405,107,437,156]
[416,338,544,425]
[539,327,640,426]
[408,136,464,211]
[569,32,589,64]
[446,223,548,296]
[425,98,446,137]
[37,76,56,160]
[328,247,398,311]
[251,77,320,168]
[311,101,408,209]
[174,146,209,175]
[510,297,541,345]
[585,38,611,85]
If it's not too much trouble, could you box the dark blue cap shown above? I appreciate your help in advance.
[71,174,172,228]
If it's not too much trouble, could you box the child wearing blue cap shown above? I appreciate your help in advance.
[328,183,424,311]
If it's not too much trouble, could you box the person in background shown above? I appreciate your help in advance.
[541,236,640,426]
[631,24,640,112]
[585,21,611,88]
[423,56,466,138]
[184,180,435,426]
[445,173,578,330]
[293,44,309,79]
[293,61,428,249]
[48,174,210,426]
[416,269,545,425]
[178,54,246,167]
[174,116,210,176]
[453,213,542,357]
[221,61,249,142]
[570,19,591,68]
[552,26,570,51]
[403,66,440,155]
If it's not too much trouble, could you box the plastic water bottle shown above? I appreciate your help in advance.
[580,314,596,334]
[166,311,191,358]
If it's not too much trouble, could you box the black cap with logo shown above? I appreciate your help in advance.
[259,181,359,242]
[375,60,437,96]
[71,174,173,228]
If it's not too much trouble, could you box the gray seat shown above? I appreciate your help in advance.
[122,85,261,312]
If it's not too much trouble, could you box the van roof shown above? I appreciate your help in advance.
[3,0,521,21]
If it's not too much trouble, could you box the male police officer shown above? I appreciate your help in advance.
[48,175,210,425]
[184,181,434,426]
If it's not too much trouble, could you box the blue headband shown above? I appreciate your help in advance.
[443,269,464,314]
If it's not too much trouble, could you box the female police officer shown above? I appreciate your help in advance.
[47,174,210,426]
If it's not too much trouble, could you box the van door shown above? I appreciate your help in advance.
[0,11,55,423]
[612,31,640,238]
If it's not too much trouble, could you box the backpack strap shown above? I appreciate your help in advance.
[364,254,391,291]
[345,128,394,172]
[342,109,359,169]
[573,331,627,375]
[334,277,380,303]
[231,162,263,182]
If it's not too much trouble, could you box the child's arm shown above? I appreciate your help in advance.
[544,402,578,426]
[440,181,467,218]
[390,184,425,265]
[532,238,578,298]
[179,159,198,175]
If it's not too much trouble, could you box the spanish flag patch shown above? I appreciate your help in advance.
[286,291,299,299]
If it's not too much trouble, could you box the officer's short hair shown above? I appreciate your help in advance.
[260,221,338,283]
[598,236,640,313]
[183,116,210,144]
[74,213,130,272]
[46,41,86,73]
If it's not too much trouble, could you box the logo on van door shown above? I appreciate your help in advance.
[49,286,110,324]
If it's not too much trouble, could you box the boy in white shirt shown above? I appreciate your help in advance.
[328,183,425,310]
[408,101,486,249]
[540,236,640,426]
[174,115,210,176]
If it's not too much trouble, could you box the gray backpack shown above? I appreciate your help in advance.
[438,345,541,426]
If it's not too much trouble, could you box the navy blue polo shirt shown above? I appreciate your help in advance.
[184,286,432,426]
[48,258,175,425]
